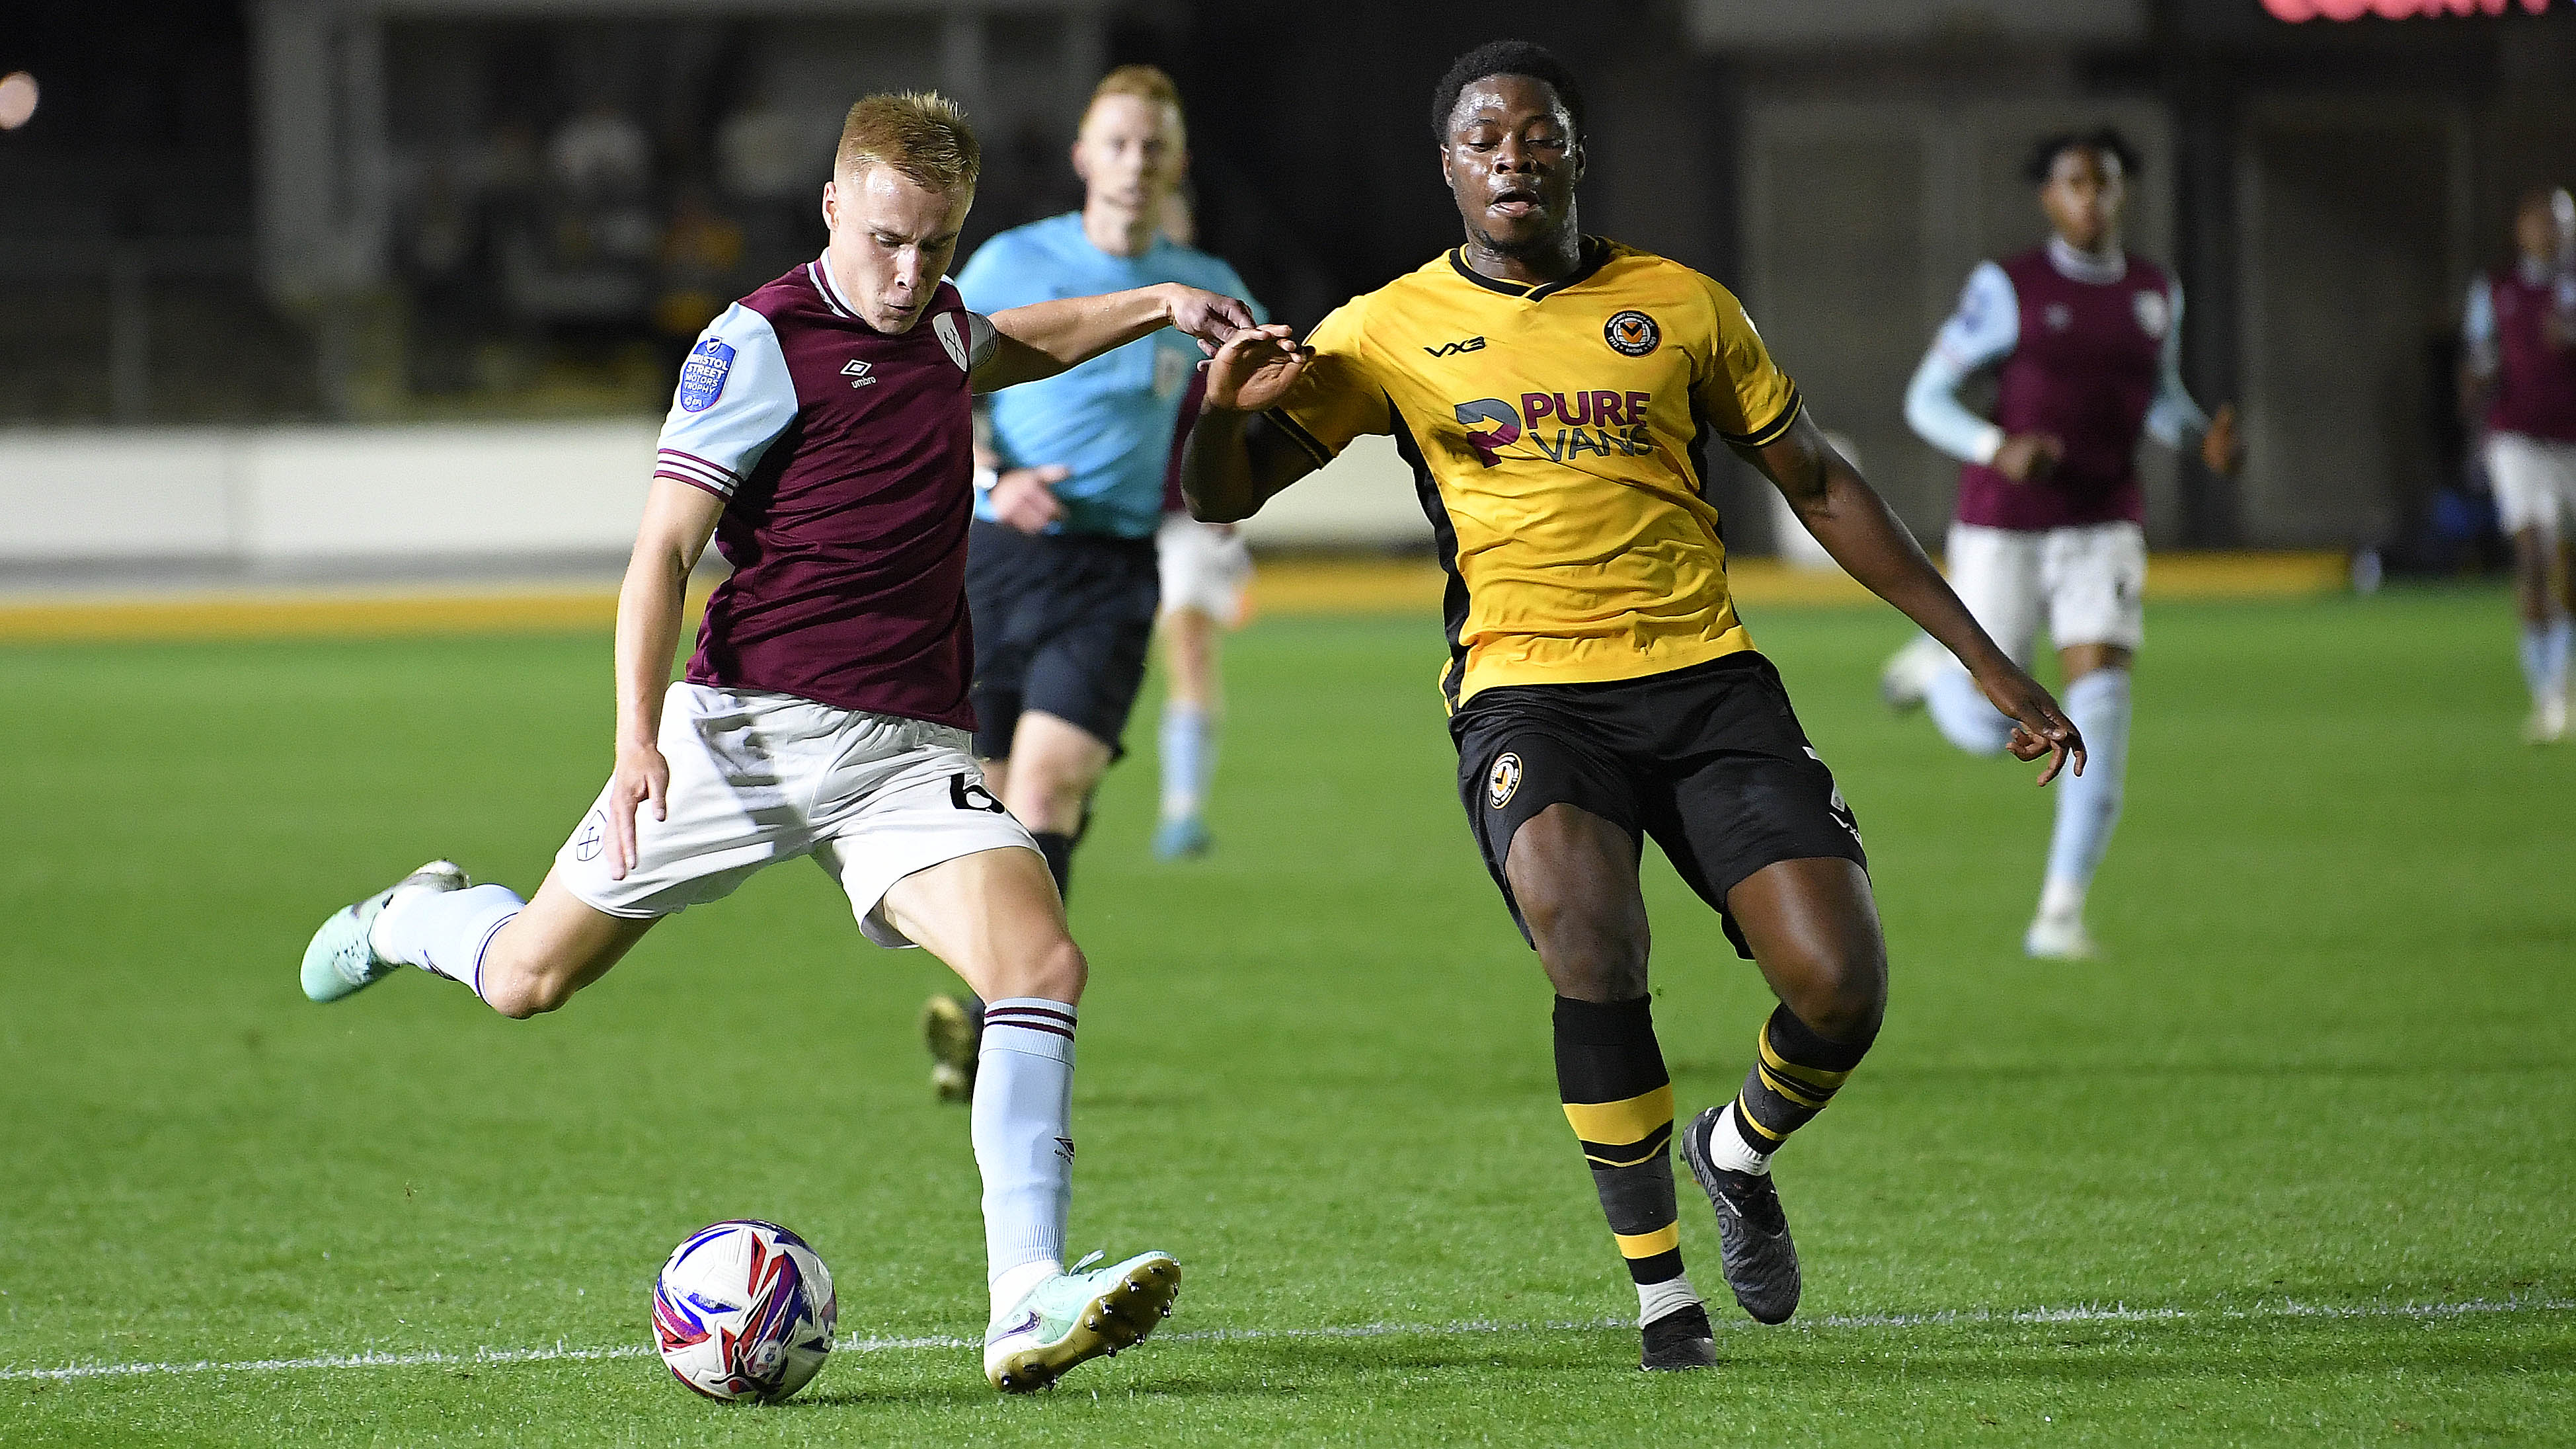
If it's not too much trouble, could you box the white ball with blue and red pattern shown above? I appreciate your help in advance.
[652,1219,838,1403]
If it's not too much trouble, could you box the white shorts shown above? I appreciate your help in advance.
[1946,520,2147,664]
[2488,432,2576,538]
[1156,513,1253,627]
[555,682,1036,948]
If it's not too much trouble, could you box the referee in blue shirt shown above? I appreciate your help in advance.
[921,65,1263,1102]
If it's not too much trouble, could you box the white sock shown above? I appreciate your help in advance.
[2043,668,2131,898]
[1158,703,1216,822]
[1698,1103,1772,1177]
[974,997,1077,1319]
[2038,875,2087,923]
[1925,666,2015,756]
[370,882,523,998]
[2524,617,2572,707]
[1637,1272,1703,1328]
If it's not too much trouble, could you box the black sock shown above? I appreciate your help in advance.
[1726,1003,1877,1161]
[1031,831,1074,901]
[1554,995,1686,1288]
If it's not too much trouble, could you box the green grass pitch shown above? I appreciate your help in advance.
[3,586,2571,1445]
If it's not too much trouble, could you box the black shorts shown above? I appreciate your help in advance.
[966,519,1160,762]
[1450,651,1866,960]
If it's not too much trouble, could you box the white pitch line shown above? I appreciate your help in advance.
[5,1297,2568,1385]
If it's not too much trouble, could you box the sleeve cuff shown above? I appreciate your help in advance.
[1721,386,1804,449]
[1265,408,1335,468]
[1970,425,2005,468]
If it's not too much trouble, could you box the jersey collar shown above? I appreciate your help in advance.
[806,251,863,320]
[2046,235,2128,286]
[1446,235,1609,301]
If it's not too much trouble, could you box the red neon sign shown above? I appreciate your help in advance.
[2263,0,2552,17]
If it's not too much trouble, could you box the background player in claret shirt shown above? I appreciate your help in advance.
[1885,129,2241,960]
[2462,186,2576,744]
[293,90,1257,1396]
[1183,41,2081,1372]
[915,67,1264,1105]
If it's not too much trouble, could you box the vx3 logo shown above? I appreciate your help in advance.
[1423,336,1486,358]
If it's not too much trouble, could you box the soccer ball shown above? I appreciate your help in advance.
[652,1219,838,1403]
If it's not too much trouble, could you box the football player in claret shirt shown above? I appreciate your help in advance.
[1885,128,2241,960]
[1183,41,2082,1371]
[2462,186,2576,744]
[295,91,1258,1396]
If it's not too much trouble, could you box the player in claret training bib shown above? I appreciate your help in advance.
[2462,185,2576,744]
[294,91,1257,1396]
[1885,128,2240,959]
[1182,41,2083,1370]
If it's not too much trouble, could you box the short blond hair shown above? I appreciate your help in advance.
[836,91,980,192]
[1085,64,1184,128]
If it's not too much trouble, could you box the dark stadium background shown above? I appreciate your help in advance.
[3,1,2570,565]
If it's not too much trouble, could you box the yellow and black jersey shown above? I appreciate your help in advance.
[1268,237,1801,709]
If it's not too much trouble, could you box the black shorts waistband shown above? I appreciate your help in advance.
[1452,650,1774,731]
[969,518,1159,563]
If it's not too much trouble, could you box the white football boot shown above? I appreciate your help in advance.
[982,1250,1180,1393]
[2024,906,2098,961]
[2525,695,2568,746]
[299,860,468,1001]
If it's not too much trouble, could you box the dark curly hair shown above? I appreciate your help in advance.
[2024,127,2141,186]
[1429,40,1586,144]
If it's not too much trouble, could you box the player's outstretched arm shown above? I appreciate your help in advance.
[1742,413,2087,785]
[975,284,1257,393]
[1180,327,1317,523]
[609,478,724,875]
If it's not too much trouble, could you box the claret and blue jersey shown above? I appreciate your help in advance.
[956,212,1265,539]
[650,255,1000,730]
[1904,237,2210,533]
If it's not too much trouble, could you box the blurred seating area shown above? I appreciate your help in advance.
[0,0,2567,572]
[0,7,1124,425]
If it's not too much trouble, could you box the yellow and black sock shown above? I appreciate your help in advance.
[1724,1004,1876,1161]
[1555,995,1688,1290]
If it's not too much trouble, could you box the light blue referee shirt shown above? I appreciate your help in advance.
[956,212,1264,539]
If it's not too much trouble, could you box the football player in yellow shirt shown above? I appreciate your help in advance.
[1183,42,2082,1371]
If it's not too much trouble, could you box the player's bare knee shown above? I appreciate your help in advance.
[485,966,568,1019]
[1778,949,1885,1044]
[994,936,1087,1004]
[475,942,581,1019]
[1525,904,1649,1001]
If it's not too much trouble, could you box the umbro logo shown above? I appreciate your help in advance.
[841,359,877,388]
[1423,336,1486,358]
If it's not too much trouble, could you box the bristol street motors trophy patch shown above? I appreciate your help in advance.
[678,338,735,412]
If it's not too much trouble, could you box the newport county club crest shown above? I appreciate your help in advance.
[678,338,734,412]
[1487,752,1523,809]
[1604,310,1660,358]
[931,312,970,372]
[2132,288,2171,340]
